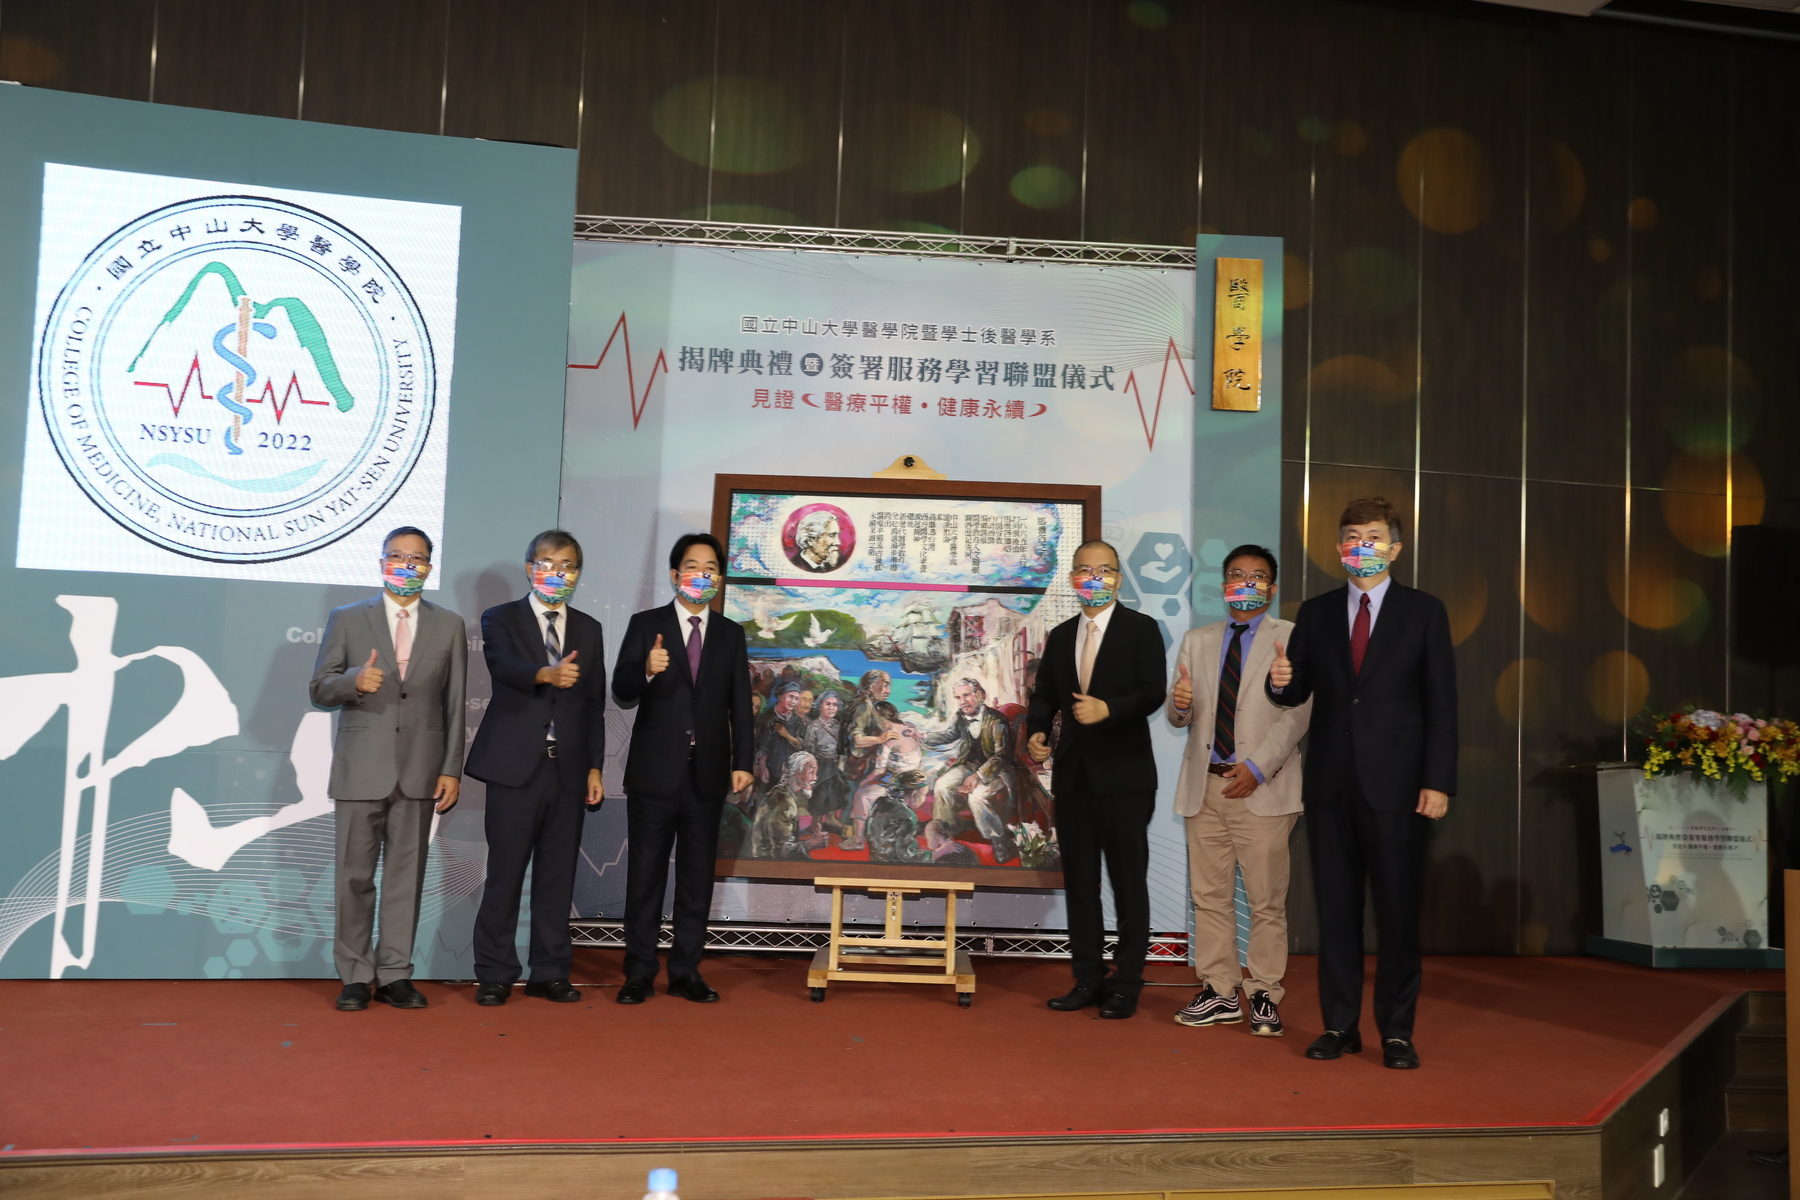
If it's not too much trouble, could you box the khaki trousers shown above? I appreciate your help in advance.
[1185,773,1299,1003]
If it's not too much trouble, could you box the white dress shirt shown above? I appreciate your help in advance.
[1075,601,1118,686]
[1346,574,1393,633]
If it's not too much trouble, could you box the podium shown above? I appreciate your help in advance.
[806,877,976,1006]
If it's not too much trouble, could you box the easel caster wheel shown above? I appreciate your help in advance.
[957,992,972,1008]
[810,988,826,1002]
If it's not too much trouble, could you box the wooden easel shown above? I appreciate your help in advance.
[806,877,976,1006]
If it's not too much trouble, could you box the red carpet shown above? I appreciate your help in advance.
[0,952,1778,1155]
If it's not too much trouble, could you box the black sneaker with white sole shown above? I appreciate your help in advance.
[1174,983,1242,1027]
[1247,989,1283,1036]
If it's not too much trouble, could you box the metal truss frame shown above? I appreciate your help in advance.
[572,214,1195,268]
[570,920,1190,962]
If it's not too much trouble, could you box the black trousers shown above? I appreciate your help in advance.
[623,764,725,981]
[1308,775,1430,1041]
[1054,787,1154,998]
[473,751,586,984]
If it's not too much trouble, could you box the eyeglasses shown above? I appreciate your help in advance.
[1072,565,1119,580]
[531,560,581,574]
[383,553,429,567]
[1224,570,1271,584]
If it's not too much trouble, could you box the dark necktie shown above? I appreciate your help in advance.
[1213,622,1248,762]
[1351,592,1371,675]
[687,615,703,681]
[544,611,561,740]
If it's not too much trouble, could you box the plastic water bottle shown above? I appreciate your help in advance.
[644,1168,679,1200]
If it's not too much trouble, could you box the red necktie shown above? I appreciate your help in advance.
[1351,592,1371,675]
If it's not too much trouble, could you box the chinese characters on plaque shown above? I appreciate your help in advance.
[1211,257,1263,412]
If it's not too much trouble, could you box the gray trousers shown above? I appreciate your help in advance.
[333,791,434,986]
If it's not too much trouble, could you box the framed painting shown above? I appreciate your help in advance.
[710,474,1101,888]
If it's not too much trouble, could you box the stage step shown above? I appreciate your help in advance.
[1724,991,1787,1132]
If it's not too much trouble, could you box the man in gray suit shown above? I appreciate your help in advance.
[310,526,467,1011]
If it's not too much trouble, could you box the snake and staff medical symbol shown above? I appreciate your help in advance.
[0,596,238,977]
[31,172,442,565]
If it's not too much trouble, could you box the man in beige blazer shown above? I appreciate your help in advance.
[1168,544,1311,1036]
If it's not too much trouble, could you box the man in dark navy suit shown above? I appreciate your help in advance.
[1026,539,1168,1020]
[1267,496,1457,1069]
[610,533,754,1004]
[464,530,606,1006]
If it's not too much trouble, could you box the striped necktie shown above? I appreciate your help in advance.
[1213,622,1248,762]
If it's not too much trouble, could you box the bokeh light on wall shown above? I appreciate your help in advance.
[1338,246,1417,315]
[1310,354,1407,408]
[1606,553,1706,631]
[1588,650,1650,724]
[1299,469,1413,576]
[0,36,60,84]
[1298,117,1333,144]
[1127,1,1170,28]
[865,105,980,193]
[1523,566,1572,635]
[1284,253,1311,309]
[653,76,809,174]
[1629,198,1660,232]
[1661,451,1765,557]
[1496,658,1550,729]
[1439,555,1489,646]
[1398,128,1493,234]
[1025,109,1073,137]
[1543,139,1586,230]
[1661,345,1760,455]
[1010,165,1077,209]
[1335,120,1368,156]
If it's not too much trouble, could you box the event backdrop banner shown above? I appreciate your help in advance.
[0,87,576,978]
[561,237,1281,931]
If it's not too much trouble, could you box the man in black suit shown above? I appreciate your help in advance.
[464,530,606,1006]
[1268,496,1457,1070]
[610,533,754,1004]
[1027,539,1168,1019]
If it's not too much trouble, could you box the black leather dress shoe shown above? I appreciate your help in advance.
[1382,1038,1420,1069]
[616,976,655,1004]
[523,979,581,1003]
[668,973,720,1003]
[336,982,370,1011]
[1098,992,1138,1020]
[1305,1029,1363,1059]
[475,983,509,1006]
[374,979,428,1009]
[1046,985,1102,1011]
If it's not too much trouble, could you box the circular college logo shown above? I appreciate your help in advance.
[37,194,436,563]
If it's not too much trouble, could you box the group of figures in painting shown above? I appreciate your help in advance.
[724,665,1046,870]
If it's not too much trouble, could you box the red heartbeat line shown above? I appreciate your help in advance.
[134,354,325,423]
[1119,338,1193,451]
[567,312,667,430]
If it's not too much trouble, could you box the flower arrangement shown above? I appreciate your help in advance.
[1009,821,1060,871]
[1641,707,1800,799]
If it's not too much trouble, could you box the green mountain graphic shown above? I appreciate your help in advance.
[127,261,357,412]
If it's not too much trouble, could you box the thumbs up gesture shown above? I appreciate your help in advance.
[646,633,670,676]
[354,648,384,694]
[1171,662,1193,711]
[538,650,580,689]
[1270,640,1292,689]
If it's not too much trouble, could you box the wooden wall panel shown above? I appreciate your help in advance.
[152,0,304,118]
[441,0,583,147]
[0,0,152,100]
[299,0,448,135]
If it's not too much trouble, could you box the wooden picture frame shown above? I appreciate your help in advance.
[710,473,1101,889]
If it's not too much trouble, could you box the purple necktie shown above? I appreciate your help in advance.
[687,615,703,681]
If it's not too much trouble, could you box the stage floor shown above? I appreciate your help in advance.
[0,952,1779,1155]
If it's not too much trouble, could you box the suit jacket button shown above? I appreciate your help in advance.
[1352,698,1360,704]
[401,692,408,700]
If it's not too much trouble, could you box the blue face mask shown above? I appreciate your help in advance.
[1074,573,1117,609]
[382,562,426,597]
[1340,541,1392,579]
[1224,581,1270,611]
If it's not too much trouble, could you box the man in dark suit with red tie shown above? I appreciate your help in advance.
[610,533,754,1004]
[1026,539,1168,1020]
[464,530,607,1006]
[1267,496,1457,1069]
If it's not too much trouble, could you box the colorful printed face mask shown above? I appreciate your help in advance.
[530,565,578,604]
[1339,540,1393,578]
[1073,572,1118,609]
[382,562,427,597]
[676,570,719,604]
[1224,580,1270,611]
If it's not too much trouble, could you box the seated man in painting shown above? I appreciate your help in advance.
[839,702,924,852]
[751,751,816,861]
[927,678,1018,865]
